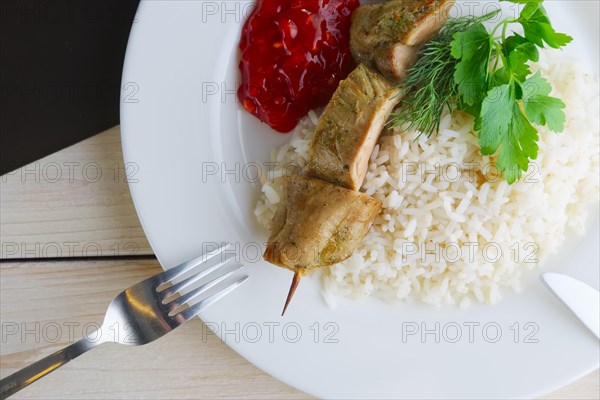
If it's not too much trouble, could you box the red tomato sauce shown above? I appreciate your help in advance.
[238,0,360,133]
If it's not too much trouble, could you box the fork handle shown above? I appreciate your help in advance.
[0,334,102,399]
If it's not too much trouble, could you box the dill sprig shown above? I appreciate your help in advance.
[390,11,500,137]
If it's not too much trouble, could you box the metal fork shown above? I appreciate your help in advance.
[0,244,247,399]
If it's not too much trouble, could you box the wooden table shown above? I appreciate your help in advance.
[1,127,598,399]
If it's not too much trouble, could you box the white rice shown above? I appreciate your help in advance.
[254,54,600,307]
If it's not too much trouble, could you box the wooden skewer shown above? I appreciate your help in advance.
[281,271,302,316]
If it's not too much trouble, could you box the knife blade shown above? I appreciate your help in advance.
[540,272,600,339]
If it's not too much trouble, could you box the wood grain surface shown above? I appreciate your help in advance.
[0,126,152,259]
[0,260,308,399]
[0,127,598,399]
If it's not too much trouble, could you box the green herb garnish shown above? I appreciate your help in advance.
[391,0,572,183]
[390,11,500,139]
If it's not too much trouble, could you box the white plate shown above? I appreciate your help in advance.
[121,1,599,398]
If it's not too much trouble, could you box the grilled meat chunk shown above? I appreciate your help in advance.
[305,64,400,191]
[264,175,381,273]
[350,0,454,82]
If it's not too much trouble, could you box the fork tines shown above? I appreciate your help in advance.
[173,275,249,321]
[156,243,246,317]
[161,242,234,284]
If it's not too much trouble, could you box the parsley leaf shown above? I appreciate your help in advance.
[479,82,538,183]
[518,6,573,48]
[489,67,510,88]
[504,34,539,62]
[497,104,539,183]
[462,1,570,182]
[451,23,491,109]
[478,84,514,156]
[523,72,566,132]
[508,42,538,82]
[520,2,543,21]
[478,81,544,184]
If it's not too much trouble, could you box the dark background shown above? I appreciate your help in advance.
[0,0,140,175]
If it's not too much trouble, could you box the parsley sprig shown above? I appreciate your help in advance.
[392,0,572,183]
